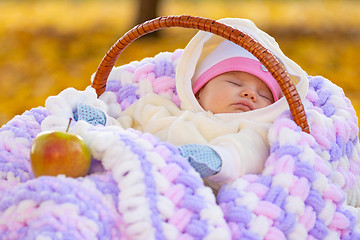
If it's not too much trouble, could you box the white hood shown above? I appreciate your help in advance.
[175,18,309,123]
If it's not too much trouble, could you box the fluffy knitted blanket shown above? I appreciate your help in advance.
[1,50,360,239]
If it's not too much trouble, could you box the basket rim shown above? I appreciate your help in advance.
[91,15,309,133]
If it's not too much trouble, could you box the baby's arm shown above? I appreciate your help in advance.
[179,128,269,190]
[206,128,269,188]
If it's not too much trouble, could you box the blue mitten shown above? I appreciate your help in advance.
[73,103,107,126]
[178,144,222,178]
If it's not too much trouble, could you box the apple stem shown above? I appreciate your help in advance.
[66,118,72,133]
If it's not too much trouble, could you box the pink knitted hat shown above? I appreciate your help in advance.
[192,40,281,101]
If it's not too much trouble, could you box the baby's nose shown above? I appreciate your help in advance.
[240,89,256,101]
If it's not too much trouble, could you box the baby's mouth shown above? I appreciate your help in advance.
[232,100,254,112]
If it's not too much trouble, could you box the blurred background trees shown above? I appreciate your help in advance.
[136,0,160,25]
[0,0,359,126]
[135,0,160,37]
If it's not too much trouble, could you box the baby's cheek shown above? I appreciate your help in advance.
[256,100,270,110]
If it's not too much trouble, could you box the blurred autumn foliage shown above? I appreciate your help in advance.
[1,0,360,126]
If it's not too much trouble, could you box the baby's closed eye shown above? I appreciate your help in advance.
[226,80,242,87]
[258,91,273,102]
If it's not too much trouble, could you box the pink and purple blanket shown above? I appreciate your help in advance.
[1,50,360,239]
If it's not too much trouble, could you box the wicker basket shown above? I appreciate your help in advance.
[91,15,309,133]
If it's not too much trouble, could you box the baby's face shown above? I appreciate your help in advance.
[196,71,274,114]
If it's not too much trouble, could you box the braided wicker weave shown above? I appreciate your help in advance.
[91,15,309,133]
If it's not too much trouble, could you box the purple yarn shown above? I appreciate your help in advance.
[185,219,208,238]
[305,189,325,213]
[353,137,359,145]
[308,76,324,91]
[257,175,273,188]
[175,174,204,190]
[277,145,302,158]
[120,129,213,239]
[336,135,346,154]
[225,205,252,224]
[317,89,331,107]
[241,229,262,240]
[270,141,280,153]
[0,107,47,142]
[1,125,32,139]
[264,186,287,207]
[185,186,195,196]
[121,95,140,109]
[119,134,166,240]
[154,58,175,78]
[342,232,360,240]
[217,188,241,203]
[341,209,357,229]
[106,80,122,92]
[161,141,181,155]
[294,162,316,182]
[339,209,360,240]
[88,158,106,174]
[117,84,139,105]
[346,141,354,158]
[330,142,342,162]
[0,177,122,239]
[0,158,30,182]
[309,220,328,239]
[88,172,119,204]
[323,103,336,117]
[27,107,48,123]
[180,194,206,213]
[170,154,193,171]
[308,76,336,117]
[275,212,296,234]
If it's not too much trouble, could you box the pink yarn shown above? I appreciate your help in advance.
[164,184,185,206]
[299,206,316,230]
[329,212,351,230]
[313,156,331,176]
[274,155,295,174]
[289,178,310,200]
[254,201,281,219]
[265,227,286,240]
[151,76,175,93]
[245,183,268,198]
[323,185,344,203]
[169,208,193,232]
[134,64,156,83]
[160,163,182,182]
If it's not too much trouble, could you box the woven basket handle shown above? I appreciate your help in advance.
[91,15,309,133]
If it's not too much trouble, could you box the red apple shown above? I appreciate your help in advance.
[30,130,91,178]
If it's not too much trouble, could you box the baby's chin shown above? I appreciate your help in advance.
[203,105,266,114]
[224,105,267,113]
[232,109,247,113]
[213,108,248,114]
